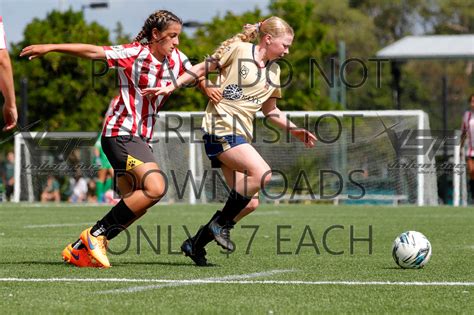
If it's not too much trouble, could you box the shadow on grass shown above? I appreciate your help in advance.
[113,261,219,267]
[0,260,219,268]
[0,261,65,266]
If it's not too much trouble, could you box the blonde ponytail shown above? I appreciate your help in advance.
[210,17,293,62]
[210,23,260,61]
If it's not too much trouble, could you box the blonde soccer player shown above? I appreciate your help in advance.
[21,10,202,268]
[142,17,317,265]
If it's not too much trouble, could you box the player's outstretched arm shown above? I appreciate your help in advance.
[141,60,219,97]
[262,98,317,148]
[0,48,17,131]
[20,43,106,60]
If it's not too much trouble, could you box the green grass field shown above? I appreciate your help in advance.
[0,203,472,313]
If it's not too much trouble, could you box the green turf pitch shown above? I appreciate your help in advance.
[0,204,472,313]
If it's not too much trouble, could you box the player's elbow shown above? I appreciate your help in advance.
[0,50,11,67]
[194,61,215,77]
[87,46,105,60]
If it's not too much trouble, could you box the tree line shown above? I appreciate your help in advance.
[6,0,473,132]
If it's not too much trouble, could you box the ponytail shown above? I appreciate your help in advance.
[210,17,293,62]
[210,22,260,61]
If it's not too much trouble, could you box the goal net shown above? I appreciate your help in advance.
[13,131,98,202]
[14,110,449,206]
[151,110,440,206]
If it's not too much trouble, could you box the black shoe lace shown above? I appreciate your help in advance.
[221,223,234,240]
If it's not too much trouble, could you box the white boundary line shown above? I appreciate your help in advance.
[100,269,294,294]
[24,222,93,228]
[1,278,473,287]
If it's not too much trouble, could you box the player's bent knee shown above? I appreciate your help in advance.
[246,198,259,212]
[143,174,167,200]
[259,169,272,188]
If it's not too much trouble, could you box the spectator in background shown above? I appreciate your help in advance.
[94,134,114,203]
[41,175,60,202]
[87,179,97,203]
[0,151,15,201]
[0,16,18,131]
[460,93,474,201]
[2,151,15,201]
[69,172,88,203]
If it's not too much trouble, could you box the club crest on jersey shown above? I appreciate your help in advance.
[111,45,124,53]
[240,65,249,79]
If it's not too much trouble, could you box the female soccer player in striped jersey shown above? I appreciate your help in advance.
[21,10,200,268]
[142,17,317,265]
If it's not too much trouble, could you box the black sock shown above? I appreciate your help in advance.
[192,211,221,248]
[216,189,251,225]
[90,199,137,240]
[470,180,474,201]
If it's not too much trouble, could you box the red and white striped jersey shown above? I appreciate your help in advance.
[462,111,474,157]
[0,17,7,49]
[102,42,191,141]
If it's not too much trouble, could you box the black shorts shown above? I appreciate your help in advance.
[203,133,247,168]
[101,136,156,175]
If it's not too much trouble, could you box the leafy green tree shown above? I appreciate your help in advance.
[347,0,472,128]
[349,0,436,45]
[425,0,473,34]
[10,9,115,131]
[113,22,132,44]
[8,2,470,133]
[269,0,337,110]
[311,0,392,110]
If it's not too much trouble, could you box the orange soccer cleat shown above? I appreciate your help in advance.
[62,243,101,268]
[80,227,111,268]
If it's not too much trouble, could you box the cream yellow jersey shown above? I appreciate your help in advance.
[202,41,282,141]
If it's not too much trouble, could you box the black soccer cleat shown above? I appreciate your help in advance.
[208,218,235,252]
[181,238,208,266]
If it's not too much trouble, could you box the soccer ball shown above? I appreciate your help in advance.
[392,231,432,269]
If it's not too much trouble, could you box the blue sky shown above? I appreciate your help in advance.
[0,0,269,48]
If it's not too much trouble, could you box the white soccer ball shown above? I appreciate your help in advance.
[392,231,432,269]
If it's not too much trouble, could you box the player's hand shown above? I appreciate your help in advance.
[291,129,317,148]
[141,85,175,97]
[19,44,51,60]
[2,103,17,131]
[204,86,222,104]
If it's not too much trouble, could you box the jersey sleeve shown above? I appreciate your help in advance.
[270,87,282,99]
[176,49,192,76]
[102,43,141,69]
[217,41,242,69]
[0,17,7,50]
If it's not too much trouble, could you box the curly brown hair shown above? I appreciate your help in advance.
[134,10,182,44]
